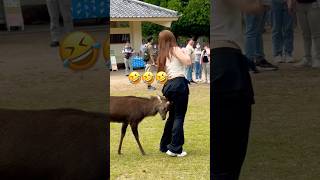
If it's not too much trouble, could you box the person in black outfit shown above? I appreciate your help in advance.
[211,0,269,179]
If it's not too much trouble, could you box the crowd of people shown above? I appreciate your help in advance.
[243,0,320,73]
[182,39,211,84]
[122,36,211,91]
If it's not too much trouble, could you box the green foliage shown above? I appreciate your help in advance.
[141,0,210,39]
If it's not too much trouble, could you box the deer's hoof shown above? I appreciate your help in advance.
[141,152,146,155]
[118,152,122,155]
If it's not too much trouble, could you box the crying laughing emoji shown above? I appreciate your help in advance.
[59,31,100,71]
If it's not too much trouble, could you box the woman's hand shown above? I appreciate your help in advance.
[173,47,191,66]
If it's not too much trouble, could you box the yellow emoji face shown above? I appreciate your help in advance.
[156,71,168,84]
[128,71,141,84]
[59,31,100,71]
[142,72,155,85]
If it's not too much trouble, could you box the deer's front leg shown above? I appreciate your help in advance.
[118,123,128,155]
[130,123,146,155]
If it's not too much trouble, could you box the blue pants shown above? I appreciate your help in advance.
[185,64,193,81]
[271,0,294,57]
[195,61,201,79]
[245,13,266,61]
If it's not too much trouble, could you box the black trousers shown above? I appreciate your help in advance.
[160,77,189,154]
[211,48,254,180]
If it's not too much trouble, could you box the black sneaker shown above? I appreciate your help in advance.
[255,58,278,71]
[147,86,156,91]
[246,58,260,73]
[50,41,59,47]
[190,80,197,84]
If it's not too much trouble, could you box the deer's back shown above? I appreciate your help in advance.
[109,96,150,123]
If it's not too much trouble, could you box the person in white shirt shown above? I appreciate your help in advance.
[122,42,134,76]
[139,39,146,57]
[185,39,196,83]
[194,42,203,82]
[200,43,210,83]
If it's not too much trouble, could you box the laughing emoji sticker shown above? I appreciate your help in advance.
[59,31,100,71]
[128,71,141,84]
[156,71,168,84]
[142,72,155,85]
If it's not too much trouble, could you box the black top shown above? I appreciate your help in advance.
[297,0,316,3]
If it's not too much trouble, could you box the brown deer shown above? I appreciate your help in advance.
[0,108,108,180]
[109,95,170,155]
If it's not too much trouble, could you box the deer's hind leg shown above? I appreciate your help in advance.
[130,123,146,155]
[118,123,128,155]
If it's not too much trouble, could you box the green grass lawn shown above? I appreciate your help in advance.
[241,66,320,180]
[110,83,210,180]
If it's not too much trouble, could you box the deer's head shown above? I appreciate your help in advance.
[152,95,170,120]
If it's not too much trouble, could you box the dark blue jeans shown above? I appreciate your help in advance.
[195,61,202,79]
[245,13,267,61]
[271,0,294,57]
[160,77,189,154]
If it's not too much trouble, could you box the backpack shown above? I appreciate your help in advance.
[296,0,316,3]
[202,50,209,63]
[123,47,133,59]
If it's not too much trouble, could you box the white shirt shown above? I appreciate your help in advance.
[165,54,186,79]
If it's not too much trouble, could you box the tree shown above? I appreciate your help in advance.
[141,0,209,39]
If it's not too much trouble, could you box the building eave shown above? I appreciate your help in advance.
[110,17,179,22]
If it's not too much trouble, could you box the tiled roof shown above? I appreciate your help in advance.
[111,0,179,18]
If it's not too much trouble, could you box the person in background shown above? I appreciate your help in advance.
[145,36,157,90]
[157,30,191,158]
[185,39,196,83]
[46,0,73,47]
[140,39,147,57]
[194,42,203,82]
[245,0,279,70]
[211,0,269,179]
[293,0,320,68]
[271,0,295,64]
[201,43,210,84]
[122,41,134,76]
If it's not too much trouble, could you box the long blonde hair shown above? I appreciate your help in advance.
[157,30,178,72]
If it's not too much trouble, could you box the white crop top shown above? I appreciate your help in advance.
[165,55,186,80]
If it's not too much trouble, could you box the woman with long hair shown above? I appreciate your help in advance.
[157,30,191,157]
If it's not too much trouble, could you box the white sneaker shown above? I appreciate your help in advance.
[177,151,187,157]
[311,59,320,68]
[166,150,187,157]
[294,57,312,67]
[285,55,294,63]
[273,55,284,64]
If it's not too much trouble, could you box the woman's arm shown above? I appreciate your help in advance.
[172,47,191,66]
